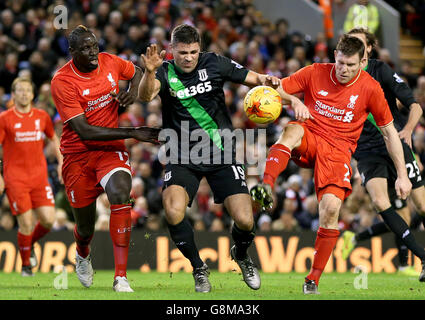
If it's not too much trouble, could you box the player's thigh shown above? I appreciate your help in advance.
[5,185,32,216]
[276,121,305,149]
[410,186,425,214]
[62,153,103,209]
[162,164,200,223]
[365,177,392,210]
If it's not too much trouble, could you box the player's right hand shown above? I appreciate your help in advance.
[133,126,161,144]
[292,99,313,122]
[141,44,166,73]
[395,175,412,200]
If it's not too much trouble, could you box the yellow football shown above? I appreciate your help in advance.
[243,86,282,124]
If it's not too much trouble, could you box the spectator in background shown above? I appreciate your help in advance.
[0,52,19,93]
[343,0,380,34]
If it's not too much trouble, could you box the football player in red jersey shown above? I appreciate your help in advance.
[51,25,159,292]
[252,35,415,293]
[0,77,63,277]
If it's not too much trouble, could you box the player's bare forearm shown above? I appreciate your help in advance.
[399,103,423,147]
[138,70,160,102]
[381,123,408,177]
[69,115,160,144]
[244,71,280,89]
[276,85,297,105]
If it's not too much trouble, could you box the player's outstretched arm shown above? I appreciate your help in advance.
[138,44,164,102]
[276,84,313,122]
[380,123,412,199]
[68,115,160,144]
[243,71,280,89]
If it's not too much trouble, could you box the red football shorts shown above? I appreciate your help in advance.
[289,121,352,202]
[62,150,132,208]
[6,178,55,216]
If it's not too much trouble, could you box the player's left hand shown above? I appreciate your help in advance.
[398,128,413,149]
[110,90,138,108]
[261,75,280,89]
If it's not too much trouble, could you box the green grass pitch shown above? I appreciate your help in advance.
[0,271,424,300]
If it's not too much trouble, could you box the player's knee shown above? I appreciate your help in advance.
[108,192,130,205]
[319,201,340,228]
[164,203,185,225]
[277,124,303,148]
[372,197,391,212]
[77,225,95,239]
[233,214,254,231]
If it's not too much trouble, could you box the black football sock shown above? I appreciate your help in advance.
[379,207,425,261]
[231,223,256,260]
[355,222,390,242]
[167,218,204,269]
[394,234,409,267]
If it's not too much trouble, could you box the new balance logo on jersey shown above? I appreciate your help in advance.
[14,123,21,129]
[35,119,40,131]
[198,69,208,81]
[169,81,212,99]
[231,60,243,69]
[318,90,328,96]
[107,73,116,87]
[82,89,90,96]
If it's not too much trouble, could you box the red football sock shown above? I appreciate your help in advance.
[306,227,340,285]
[109,204,132,279]
[73,226,93,258]
[17,232,32,267]
[31,222,50,245]
[263,144,292,189]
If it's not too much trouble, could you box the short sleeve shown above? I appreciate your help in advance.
[0,115,5,144]
[216,54,249,83]
[281,64,314,94]
[368,81,393,127]
[51,78,84,123]
[43,111,55,139]
[110,54,135,81]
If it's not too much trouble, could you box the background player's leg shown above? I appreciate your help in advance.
[162,185,204,269]
[366,178,425,267]
[16,210,34,269]
[306,193,341,288]
[410,186,425,228]
[32,206,55,245]
[105,170,133,282]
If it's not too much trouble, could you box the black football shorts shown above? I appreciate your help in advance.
[162,163,249,207]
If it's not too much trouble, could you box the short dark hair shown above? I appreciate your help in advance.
[336,34,365,60]
[347,27,377,53]
[171,24,201,46]
[68,25,94,49]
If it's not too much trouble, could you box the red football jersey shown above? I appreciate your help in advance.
[51,52,135,154]
[281,63,393,154]
[0,107,54,184]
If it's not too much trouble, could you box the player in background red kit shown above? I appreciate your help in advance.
[51,25,159,292]
[0,77,63,277]
[251,35,412,294]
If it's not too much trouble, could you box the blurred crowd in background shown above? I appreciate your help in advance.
[1,0,425,236]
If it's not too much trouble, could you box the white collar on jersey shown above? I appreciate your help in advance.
[330,65,361,87]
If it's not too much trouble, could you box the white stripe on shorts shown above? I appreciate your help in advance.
[100,167,132,189]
